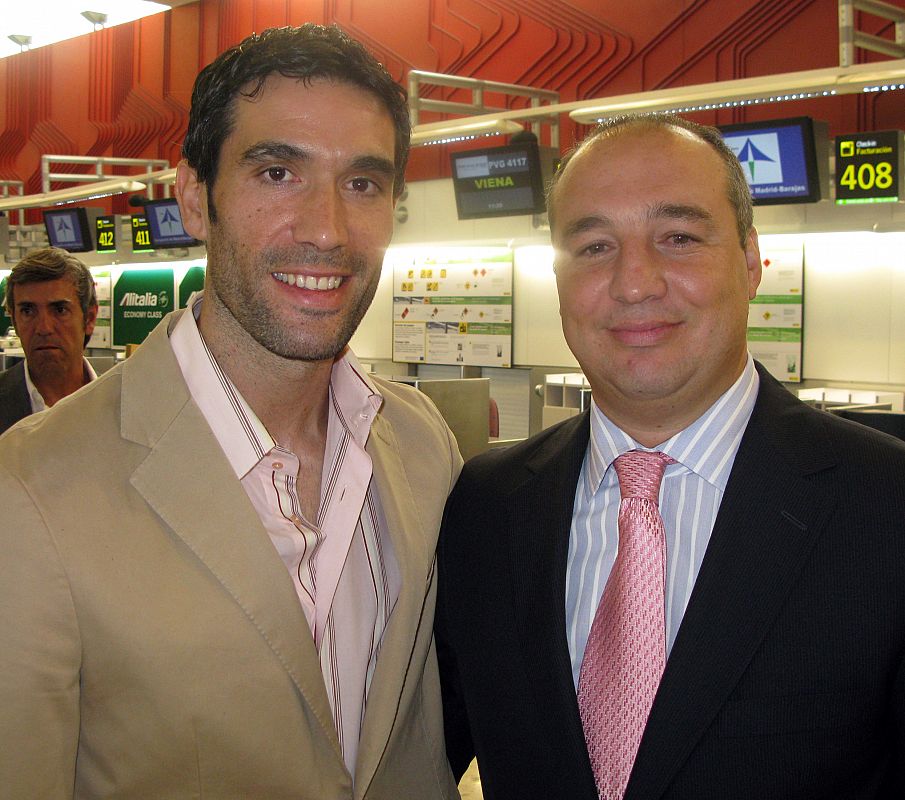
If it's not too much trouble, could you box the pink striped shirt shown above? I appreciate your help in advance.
[170,295,399,778]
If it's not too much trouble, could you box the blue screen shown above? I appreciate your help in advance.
[144,200,197,248]
[720,120,819,203]
[44,209,91,252]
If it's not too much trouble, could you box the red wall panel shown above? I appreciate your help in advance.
[1,0,904,201]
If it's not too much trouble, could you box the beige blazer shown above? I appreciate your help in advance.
[0,310,463,800]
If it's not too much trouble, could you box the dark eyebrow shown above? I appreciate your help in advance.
[561,215,613,240]
[349,155,396,180]
[239,140,308,165]
[650,202,714,225]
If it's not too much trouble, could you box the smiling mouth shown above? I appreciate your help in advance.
[272,272,344,290]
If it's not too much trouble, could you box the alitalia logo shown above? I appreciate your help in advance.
[119,291,167,307]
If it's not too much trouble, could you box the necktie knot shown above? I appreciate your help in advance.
[613,450,673,501]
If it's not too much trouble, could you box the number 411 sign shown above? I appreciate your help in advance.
[834,130,903,204]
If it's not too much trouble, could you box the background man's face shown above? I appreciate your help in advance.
[13,278,96,377]
[551,127,761,415]
[179,75,397,363]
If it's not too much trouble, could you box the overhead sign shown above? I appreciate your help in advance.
[95,215,116,254]
[112,268,175,346]
[834,130,903,204]
[131,213,153,253]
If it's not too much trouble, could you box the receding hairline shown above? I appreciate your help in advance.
[547,117,751,245]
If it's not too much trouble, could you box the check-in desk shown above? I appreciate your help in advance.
[391,376,491,461]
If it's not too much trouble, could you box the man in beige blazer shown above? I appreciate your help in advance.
[0,24,462,800]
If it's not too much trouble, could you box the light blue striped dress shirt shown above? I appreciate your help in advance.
[565,356,760,687]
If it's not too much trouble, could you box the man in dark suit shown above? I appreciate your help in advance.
[0,247,98,434]
[436,114,905,799]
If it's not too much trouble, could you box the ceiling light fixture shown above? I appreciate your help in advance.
[80,10,108,31]
[411,119,525,148]
[0,1,170,59]
[568,60,905,124]
[7,34,31,52]
[0,178,147,211]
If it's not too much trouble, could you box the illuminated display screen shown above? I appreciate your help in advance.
[719,117,826,205]
[451,142,546,219]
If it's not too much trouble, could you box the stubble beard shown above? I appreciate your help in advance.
[205,230,381,363]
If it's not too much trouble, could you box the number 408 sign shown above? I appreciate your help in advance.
[834,130,903,204]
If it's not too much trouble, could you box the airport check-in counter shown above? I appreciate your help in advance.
[391,376,490,461]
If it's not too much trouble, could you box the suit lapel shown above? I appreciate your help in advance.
[628,372,838,800]
[507,413,598,782]
[0,362,31,431]
[354,413,434,794]
[120,316,341,759]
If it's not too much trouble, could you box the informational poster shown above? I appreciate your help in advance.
[391,246,513,367]
[747,242,803,383]
[88,269,112,348]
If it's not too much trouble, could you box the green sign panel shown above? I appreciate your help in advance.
[131,214,153,252]
[179,265,206,308]
[112,268,175,346]
[96,215,116,254]
[835,130,903,204]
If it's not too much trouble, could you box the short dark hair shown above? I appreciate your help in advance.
[181,24,411,212]
[4,247,98,347]
[547,113,754,247]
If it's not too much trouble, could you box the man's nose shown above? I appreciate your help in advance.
[33,309,56,334]
[608,241,668,304]
[291,182,348,251]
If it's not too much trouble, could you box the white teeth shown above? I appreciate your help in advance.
[273,273,343,290]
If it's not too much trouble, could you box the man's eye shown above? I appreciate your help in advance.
[669,233,697,246]
[264,166,289,182]
[580,242,609,256]
[350,177,377,193]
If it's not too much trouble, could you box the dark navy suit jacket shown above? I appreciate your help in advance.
[0,361,31,435]
[436,363,905,800]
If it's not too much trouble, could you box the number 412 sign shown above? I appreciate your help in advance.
[834,130,903,204]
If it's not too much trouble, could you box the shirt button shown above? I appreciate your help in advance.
[272,461,284,470]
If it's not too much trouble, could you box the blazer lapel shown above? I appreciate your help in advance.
[507,413,598,780]
[628,373,839,800]
[120,316,341,759]
[354,414,435,794]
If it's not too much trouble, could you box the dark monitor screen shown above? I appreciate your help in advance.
[450,142,546,219]
[144,198,198,248]
[718,117,826,205]
[43,207,93,253]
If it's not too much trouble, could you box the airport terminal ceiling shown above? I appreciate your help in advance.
[0,0,904,220]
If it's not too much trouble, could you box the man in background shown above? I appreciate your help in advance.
[437,114,905,799]
[0,246,97,433]
[0,24,461,799]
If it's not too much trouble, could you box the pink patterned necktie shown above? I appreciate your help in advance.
[578,449,674,800]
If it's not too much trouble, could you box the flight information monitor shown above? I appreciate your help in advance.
[43,207,93,252]
[144,198,198,248]
[451,142,546,219]
[718,117,827,205]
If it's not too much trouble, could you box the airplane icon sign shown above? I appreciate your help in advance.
[54,216,76,243]
[724,132,784,186]
[155,206,182,236]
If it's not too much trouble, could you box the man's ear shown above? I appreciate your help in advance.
[84,303,98,339]
[175,160,209,242]
[744,227,762,300]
